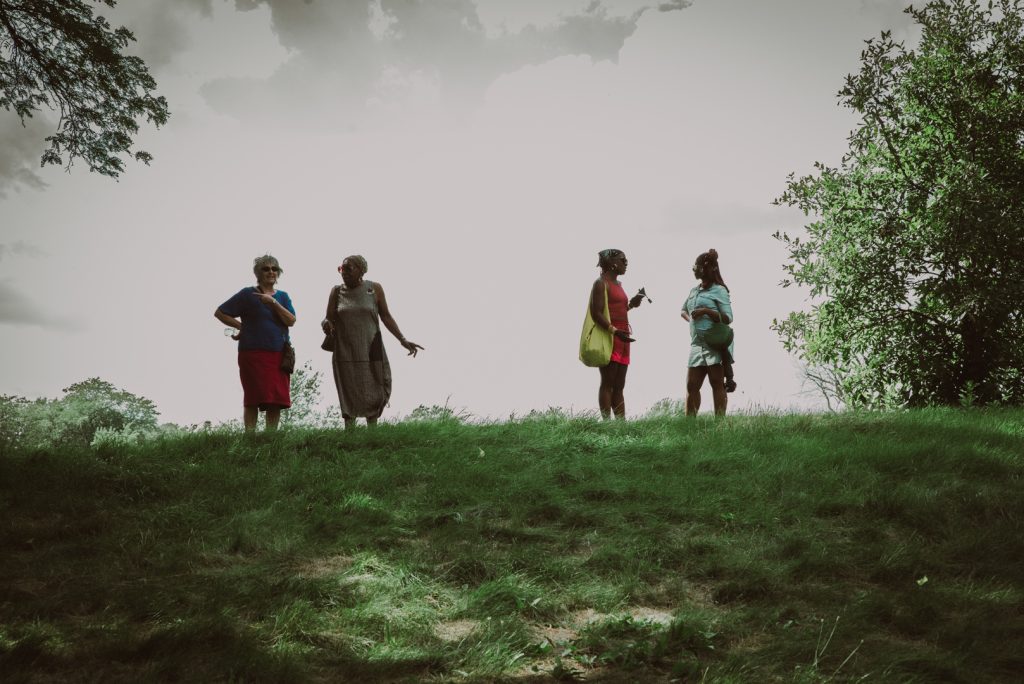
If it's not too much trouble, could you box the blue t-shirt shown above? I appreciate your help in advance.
[218,287,295,352]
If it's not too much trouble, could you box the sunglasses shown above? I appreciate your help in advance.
[260,266,281,273]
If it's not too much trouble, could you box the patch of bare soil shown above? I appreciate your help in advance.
[628,606,674,625]
[433,618,480,642]
[570,608,607,626]
[535,624,577,645]
[295,554,354,578]
[567,606,673,627]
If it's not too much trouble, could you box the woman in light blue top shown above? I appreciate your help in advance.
[681,249,734,416]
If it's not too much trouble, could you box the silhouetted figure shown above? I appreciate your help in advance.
[589,249,646,419]
[214,254,296,431]
[322,255,423,429]
[681,249,734,416]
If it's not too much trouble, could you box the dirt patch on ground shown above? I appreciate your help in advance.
[570,608,607,626]
[535,624,578,645]
[434,619,480,642]
[628,606,674,625]
[295,554,354,578]
[568,606,675,628]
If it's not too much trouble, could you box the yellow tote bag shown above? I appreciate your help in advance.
[579,284,613,367]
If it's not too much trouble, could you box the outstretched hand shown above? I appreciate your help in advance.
[401,339,424,357]
[629,293,645,309]
[253,290,277,307]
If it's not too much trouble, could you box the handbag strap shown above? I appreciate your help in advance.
[713,291,730,327]
[279,291,291,343]
[324,285,342,334]
[596,280,611,333]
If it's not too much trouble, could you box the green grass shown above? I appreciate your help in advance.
[2,409,1023,682]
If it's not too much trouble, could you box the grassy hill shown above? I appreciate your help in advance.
[2,409,1023,682]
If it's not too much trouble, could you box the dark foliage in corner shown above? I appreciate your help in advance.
[0,0,169,177]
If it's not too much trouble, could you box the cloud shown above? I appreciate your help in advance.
[201,0,691,126]
[0,244,75,329]
[0,279,82,330]
[0,242,48,262]
[109,0,214,70]
[0,111,51,197]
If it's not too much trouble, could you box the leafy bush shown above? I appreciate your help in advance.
[0,378,159,450]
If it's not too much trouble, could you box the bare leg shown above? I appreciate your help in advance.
[708,364,728,416]
[598,365,615,420]
[244,406,258,431]
[686,366,708,416]
[611,363,628,419]
[599,362,628,420]
[265,408,281,430]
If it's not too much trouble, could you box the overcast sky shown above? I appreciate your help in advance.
[0,0,920,425]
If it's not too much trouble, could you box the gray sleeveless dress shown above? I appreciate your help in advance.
[331,281,392,418]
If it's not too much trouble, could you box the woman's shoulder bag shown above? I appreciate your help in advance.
[579,282,613,367]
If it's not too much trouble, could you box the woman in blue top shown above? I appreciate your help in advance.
[214,254,296,431]
[681,249,734,416]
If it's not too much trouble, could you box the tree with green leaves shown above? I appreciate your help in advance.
[774,0,1024,408]
[61,377,159,432]
[0,0,168,177]
[1,378,160,449]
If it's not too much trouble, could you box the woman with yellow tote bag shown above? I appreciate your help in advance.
[581,249,646,419]
[579,286,613,367]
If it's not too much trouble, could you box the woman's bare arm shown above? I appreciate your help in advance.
[590,279,615,332]
[214,308,241,340]
[214,308,240,330]
[375,283,424,356]
[252,290,296,327]
[322,286,339,334]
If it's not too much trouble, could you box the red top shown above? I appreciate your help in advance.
[606,280,631,365]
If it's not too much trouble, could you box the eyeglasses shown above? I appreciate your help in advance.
[260,266,280,273]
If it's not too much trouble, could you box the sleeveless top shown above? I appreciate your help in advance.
[331,281,392,418]
[606,280,631,365]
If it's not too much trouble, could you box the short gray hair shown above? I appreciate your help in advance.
[253,254,283,276]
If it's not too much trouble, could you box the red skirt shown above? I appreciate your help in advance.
[238,351,291,409]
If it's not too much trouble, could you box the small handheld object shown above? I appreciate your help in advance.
[637,287,653,304]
